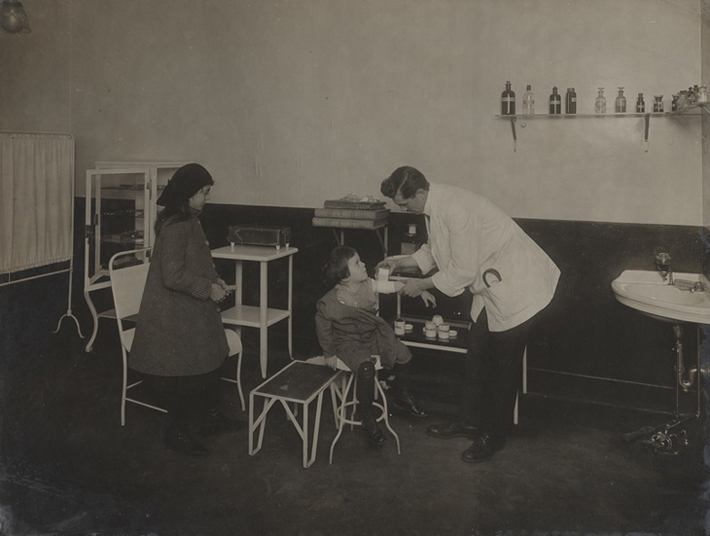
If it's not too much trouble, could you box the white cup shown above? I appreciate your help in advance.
[438,324,450,340]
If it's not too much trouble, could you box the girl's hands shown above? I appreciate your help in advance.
[210,283,229,303]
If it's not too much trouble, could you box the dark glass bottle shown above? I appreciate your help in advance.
[501,81,516,115]
[549,87,561,114]
[636,93,645,113]
[565,88,577,114]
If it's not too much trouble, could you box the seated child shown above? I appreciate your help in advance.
[315,246,435,446]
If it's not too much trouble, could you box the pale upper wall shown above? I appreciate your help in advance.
[0,0,703,225]
[702,1,710,230]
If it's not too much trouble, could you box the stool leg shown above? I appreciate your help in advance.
[375,381,401,455]
[329,373,354,464]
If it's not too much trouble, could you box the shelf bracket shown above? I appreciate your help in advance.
[643,113,650,153]
[507,116,517,152]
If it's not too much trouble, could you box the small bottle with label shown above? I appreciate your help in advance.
[595,87,606,114]
[400,223,419,255]
[671,94,679,111]
[522,85,535,116]
[636,93,645,113]
[615,87,627,113]
[565,88,577,114]
[653,95,664,113]
[501,81,516,115]
[549,87,561,114]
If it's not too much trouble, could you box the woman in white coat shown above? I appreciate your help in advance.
[379,166,560,463]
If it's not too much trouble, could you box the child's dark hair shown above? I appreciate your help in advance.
[322,245,358,287]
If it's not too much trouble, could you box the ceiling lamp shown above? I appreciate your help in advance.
[0,0,31,34]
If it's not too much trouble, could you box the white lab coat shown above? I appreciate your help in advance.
[411,184,560,332]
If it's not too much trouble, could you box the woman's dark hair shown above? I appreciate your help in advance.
[154,202,192,236]
[380,166,430,200]
[322,245,357,287]
[154,163,214,235]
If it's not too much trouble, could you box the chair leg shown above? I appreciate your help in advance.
[236,351,245,411]
[121,349,128,426]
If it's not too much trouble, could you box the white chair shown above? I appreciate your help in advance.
[109,248,245,426]
[327,355,401,464]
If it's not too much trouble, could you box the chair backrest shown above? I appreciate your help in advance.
[109,248,152,332]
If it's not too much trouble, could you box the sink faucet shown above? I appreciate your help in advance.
[654,252,672,285]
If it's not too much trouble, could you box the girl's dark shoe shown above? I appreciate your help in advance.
[165,426,210,458]
[360,409,387,447]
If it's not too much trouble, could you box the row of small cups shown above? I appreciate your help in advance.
[394,316,458,340]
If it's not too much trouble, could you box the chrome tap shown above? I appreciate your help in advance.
[654,252,672,285]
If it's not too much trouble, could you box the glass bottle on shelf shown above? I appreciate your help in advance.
[698,86,708,103]
[522,85,535,116]
[636,93,645,113]
[653,95,664,113]
[501,81,516,115]
[615,87,627,113]
[671,94,679,111]
[549,86,561,114]
[565,88,577,114]
[595,87,606,114]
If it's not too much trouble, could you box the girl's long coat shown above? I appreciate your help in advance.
[130,214,228,377]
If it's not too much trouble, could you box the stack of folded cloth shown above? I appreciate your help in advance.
[312,195,390,229]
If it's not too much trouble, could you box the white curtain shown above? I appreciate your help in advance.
[0,133,74,273]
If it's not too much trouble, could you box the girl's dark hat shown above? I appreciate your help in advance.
[157,163,214,207]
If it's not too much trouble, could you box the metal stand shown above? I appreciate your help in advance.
[622,323,701,455]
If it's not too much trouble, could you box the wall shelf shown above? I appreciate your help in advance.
[496,104,708,151]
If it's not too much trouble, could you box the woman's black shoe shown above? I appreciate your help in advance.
[427,420,480,440]
[392,392,429,418]
[460,434,504,464]
[165,427,210,458]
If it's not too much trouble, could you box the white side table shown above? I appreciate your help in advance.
[211,245,298,378]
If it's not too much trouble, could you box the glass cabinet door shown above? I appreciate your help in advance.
[85,167,150,283]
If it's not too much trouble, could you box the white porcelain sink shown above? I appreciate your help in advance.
[612,270,710,324]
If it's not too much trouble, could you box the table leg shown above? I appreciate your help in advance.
[234,259,243,338]
[249,394,276,456]
[288,255,293,359]
[305,390,326,468]
[260,261,268,378]
[302,400,309,468]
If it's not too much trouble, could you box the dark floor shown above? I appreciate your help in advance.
[1,325,707,536]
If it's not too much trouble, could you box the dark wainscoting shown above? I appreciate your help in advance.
[6,199,704,416]
[200,205,705,414]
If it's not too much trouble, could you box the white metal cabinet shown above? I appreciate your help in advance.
[83,162,187,352]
